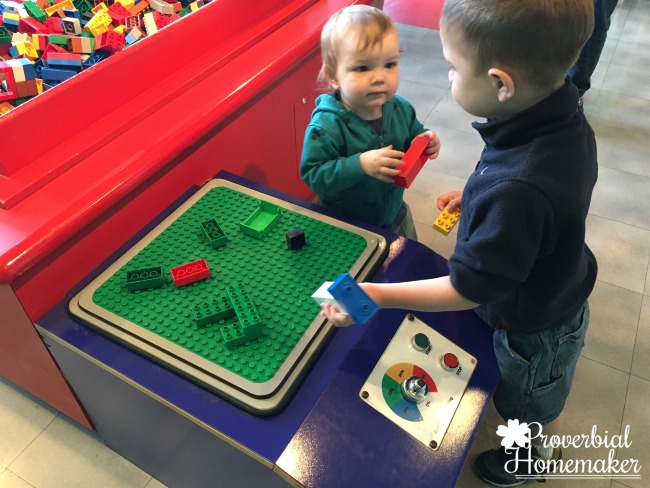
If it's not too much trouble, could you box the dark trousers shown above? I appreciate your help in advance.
[570,0,620,95]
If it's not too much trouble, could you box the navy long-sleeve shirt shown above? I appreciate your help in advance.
[449,81,598,332]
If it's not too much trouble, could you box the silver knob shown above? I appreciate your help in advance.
[400,375,429,404]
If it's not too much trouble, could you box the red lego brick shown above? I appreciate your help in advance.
[0,62,18,102]
[108,3,130,27]
[95,31,125,53]
[43,17,64,34]
[19,17,51,35]
[393,134,430,189]
[41,43,68,61]
[170,259,210,287]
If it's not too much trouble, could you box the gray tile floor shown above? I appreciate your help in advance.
[1,1,649,487]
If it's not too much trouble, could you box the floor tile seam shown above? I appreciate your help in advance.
[626,281,646,375]
[5,413,60,475]
[596,159,650,180]
[415,164,471,183]
[580,349,635,376]
[1,468,36,488]
[629,369,650,383]
[594,85,650,106]
[594,279,646,300]
[587,210,650,235]
[605,55,650,76]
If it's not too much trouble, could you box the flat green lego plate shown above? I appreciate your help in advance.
[69,179,387,414]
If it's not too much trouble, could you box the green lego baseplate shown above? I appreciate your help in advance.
[91,186,367,383]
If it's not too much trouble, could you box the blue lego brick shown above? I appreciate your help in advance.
[41,67,77,82]
[192,295,235,327]
[200,219,228,248]
[327,273,379,325]
[46,58,83,71]
[20,60,37,80]
[32,59,44,78]
[63,8,81,18]
[226,283,262,337]
[125,266,166,291]
[82,49,112,69]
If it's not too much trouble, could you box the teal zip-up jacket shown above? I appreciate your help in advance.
[300,94,426,228]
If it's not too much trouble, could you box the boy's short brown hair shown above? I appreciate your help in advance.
[320,5,396,84]
[441,0,594,88]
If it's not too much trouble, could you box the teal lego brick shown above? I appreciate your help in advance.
[220,322,249,348]
[124,266,166,291]
[200,218,228,248]
[239,200,280,239]
[192,295,235,327]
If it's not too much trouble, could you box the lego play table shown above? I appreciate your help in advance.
[35,173,501,488]
[69,179,387,414]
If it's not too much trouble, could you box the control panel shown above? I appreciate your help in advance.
[359,314,477,450]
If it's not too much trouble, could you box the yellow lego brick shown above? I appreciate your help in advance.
[0,102,13,115]
[433,208,461,236]
[12,32,30,44]
[86,10,112,36]
[113,25,126,35]
[44,0,74,17]
[116,0,135,9]
[143,11,158,35]
[92,2,109,13]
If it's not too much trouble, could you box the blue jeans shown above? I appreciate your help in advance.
[570,0,619,95]
[491,302,590,425]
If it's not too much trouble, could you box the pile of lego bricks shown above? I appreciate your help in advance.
[0,0,210,115]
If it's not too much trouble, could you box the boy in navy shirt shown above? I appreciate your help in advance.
[322,1,597,485]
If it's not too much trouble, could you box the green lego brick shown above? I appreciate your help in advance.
[73,0,93,16]
[201,218,228,248]
[48,34,71,46]
[239,200,280,239]
[192,295,235,327]
[220,322,248,348]
[0,26,12,45]
[92,186,367,383]
[23,2,47,22]
[125,266,166,291]
[226,282,261,331]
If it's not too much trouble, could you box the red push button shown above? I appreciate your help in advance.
[442,353,459,371]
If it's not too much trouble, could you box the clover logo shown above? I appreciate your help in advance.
[496,419,532,449]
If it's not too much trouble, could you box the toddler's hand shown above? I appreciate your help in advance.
[360,146,405,183]
[421,130,441,160]
[437,190,463,212]
[320,302,355,327]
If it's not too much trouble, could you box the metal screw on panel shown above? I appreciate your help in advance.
[361,391,369,399]
[429,440,438,449]
[407,313,415,321]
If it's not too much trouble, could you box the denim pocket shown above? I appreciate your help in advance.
[551,303,589,379]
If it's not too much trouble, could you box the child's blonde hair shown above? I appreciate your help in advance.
[319,5,396,87]
[441,0,594,88]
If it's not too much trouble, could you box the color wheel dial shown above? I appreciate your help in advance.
[381,363,437,422]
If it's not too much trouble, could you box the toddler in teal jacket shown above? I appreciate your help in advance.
[300,5,440,239]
